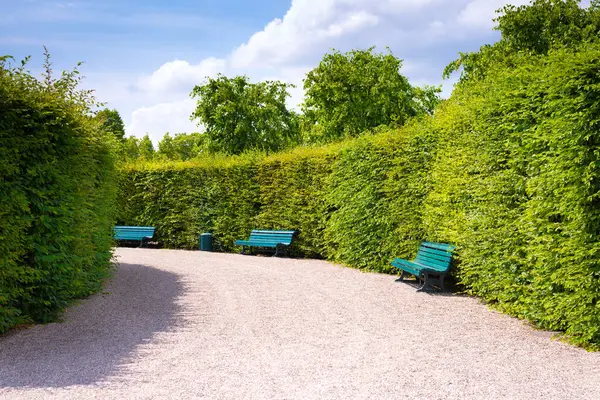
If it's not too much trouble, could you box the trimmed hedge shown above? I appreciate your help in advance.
[423,46,600,348]
[0,60,117,333]
[117,46,600,349]
[118,155,260,251]
[117,124,436,268]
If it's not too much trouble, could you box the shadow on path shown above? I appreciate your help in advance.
[0,262,184,388]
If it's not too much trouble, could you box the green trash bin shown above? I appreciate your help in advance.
[199,233,213,251]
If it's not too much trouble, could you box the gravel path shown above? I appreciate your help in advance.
[1,248,599,399]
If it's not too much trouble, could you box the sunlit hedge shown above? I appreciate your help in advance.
[423,46,600,349]
[0,59,117,333]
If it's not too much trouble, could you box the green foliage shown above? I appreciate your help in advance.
[302,47,439,143]
[426,46,600,349]
[139,134,155,160]
[157,132,208,161]
[117,124,437,271]
[497,0,600,54]
[95,108,125,141]
[121,135,141,161]
[117,155,260,251]
[444,0,600,81]
[190,74,300,154]
[157,133,176,160]
[0,54,117,333]
[255,146,339,258]
[325,123,438,271]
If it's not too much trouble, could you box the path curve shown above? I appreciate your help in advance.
[1,248,599,399]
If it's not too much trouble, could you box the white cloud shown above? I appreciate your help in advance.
[320,11,379,38]
[457,0,529,29]
[230,0,440,69]
[123,0,528,141]
[127,99,199,143]
[141,57,226,94]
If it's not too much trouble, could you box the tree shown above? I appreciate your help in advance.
[138,134,155,160]
[444,0,600,81]
[171,132,207,160]
[95,108,125,141]
[157,133,176,160]
[496,0,599,54]
[190,75,300,155]
[301,47,438,143]
[121,136,140,161]
[157,132,207,161]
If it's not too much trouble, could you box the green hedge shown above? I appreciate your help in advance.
[117,46,600,349]
[0,60,117,333]
[423,46,600,348]
[117,125,436,268]
[118,155,259,251]
[255,147,337,258]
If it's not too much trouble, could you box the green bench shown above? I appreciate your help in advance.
[391,242,455,292]
[235,230,296,257]
[113,226,155,248]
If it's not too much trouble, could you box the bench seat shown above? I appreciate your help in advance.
[113,226,155,248]
[391,241,455,292]
[234,230,296,256]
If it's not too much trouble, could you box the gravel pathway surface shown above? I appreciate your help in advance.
[1,248,599,399]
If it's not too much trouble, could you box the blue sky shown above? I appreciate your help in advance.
[1,0,533,142]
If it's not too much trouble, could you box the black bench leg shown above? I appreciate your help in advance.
[239,246,246,255]
[417,273,430,292]
[439,274,446,292]
[395,270,409,282]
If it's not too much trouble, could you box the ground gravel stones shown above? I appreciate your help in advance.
[1,248,599,399]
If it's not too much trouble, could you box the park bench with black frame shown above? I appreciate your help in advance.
[391,241,455,292]
[113,226,155,248]
[234,230,296,257]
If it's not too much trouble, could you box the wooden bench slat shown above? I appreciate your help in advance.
[234,240,289,247]
[422,241,455,252]
[250,232,294,236]
[252,230,296,234]
[250,235,294,240]
[115,225,156,231]
[417,247,452,262]
[391,259,421,277]
[235,229,297,256]
[419,243,453,254]
[113,226,155,248]
[414,255,451,270]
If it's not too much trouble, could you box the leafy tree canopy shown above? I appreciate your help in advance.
[139,134,155,160]
[121,136,141,161]
[95,108,125,141]
[157,132,207,161]
[444,0,600,81]
[301,47,440,143]
[190,75,300,155]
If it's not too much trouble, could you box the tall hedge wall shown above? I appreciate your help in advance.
[118,155,260,251]
[0,62,117,333]
[423,46,600,348]
[117,46,600,348]
[117,124,436,268]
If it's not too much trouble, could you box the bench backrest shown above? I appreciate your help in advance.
[248,230,295,245]
[414,242,455,272]
[114,226,155,240]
